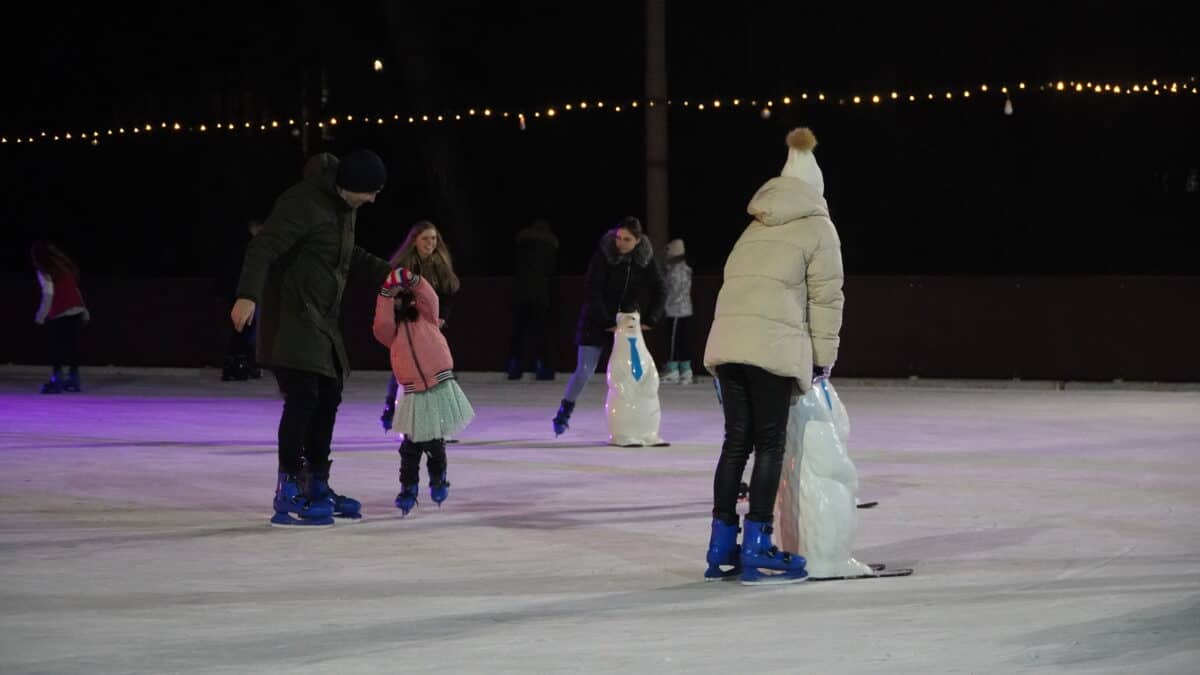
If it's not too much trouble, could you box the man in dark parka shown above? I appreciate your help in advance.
[231,149,393,526]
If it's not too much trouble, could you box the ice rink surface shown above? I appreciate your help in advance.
[2,368,1197,674]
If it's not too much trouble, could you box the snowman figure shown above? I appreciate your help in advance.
[605,311,668,447]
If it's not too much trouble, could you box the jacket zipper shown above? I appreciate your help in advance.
[618,263,632,312]
[402,320,430,391]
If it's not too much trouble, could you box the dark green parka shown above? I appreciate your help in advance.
[236,162,391,379]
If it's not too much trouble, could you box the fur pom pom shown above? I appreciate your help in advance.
[786,127,817,152]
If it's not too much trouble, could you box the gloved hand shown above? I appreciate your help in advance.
[380,268,419,297]
[812,364,832,381]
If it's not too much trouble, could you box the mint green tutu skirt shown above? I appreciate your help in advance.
[393,379,475,442]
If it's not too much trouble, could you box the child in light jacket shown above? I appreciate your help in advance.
[373,267,475,515]
[661,238,694,384]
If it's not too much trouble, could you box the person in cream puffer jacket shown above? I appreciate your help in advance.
[701,128,845,584]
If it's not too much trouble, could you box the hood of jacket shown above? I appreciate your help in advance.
[746,176,829,227]
[599,230,655,267]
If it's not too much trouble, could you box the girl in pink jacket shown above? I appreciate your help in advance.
[373,267,474,515]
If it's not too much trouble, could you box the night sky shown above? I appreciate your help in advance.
[3,1,1198,278]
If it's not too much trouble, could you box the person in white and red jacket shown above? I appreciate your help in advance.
[31,241,89,394]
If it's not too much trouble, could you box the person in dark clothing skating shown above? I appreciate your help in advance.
[507,218,558,380]
[231,150,393,527]
[552,216,665,436]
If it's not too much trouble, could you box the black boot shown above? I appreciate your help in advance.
[552,399,575,436]
[41,366,63,394]
[506,356,522,380]
[62,366,81,393]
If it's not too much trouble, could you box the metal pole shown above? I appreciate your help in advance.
[645,0,669,257]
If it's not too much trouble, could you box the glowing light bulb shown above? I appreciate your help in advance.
[946,92,953,99]
[891,92,898,99]
[801,93,808,100]
[408,117,414,123]
[1056,81,1065,91]
[1018,82,1026,89]
[1076,83,1084,92]
[760,107,771,119]
[469,109,476,116]
[1094,85,1102,93]
[330,117,338,125]
[963,91,971,98]
[852,95,861,104]
[1001,86,1009,94]
[173,122,181,130]
[422,115,429,122]
[632,101,639,107]
[614,105,621,112]
[199,124,207,131]
[818,93,825,101]
[733,98,740,105]
[981,84,989,92]
[908,95,915,101]
[871,95,880,103]
[580,102,588,109]
[484,109,492,116]
[781,96,790,105]
[144,124,152,131]
[1152,78,1158,86]
[436,115,444,121]
[288,119,295,125]
[373,59,383,72]
[1113,85,1121,93]
[715,99,723,107]
[698,103,705,110]
[1133,85,1141,92]
[547,108,556,117]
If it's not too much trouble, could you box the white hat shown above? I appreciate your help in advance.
[665,239,685,257]
[780,127,824,195]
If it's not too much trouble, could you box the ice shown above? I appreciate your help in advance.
[1,367,1198,674]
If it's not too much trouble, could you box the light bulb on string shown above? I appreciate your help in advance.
[518,113,526,131]
[1056,81,1065,91]
[484,109,492,116]
[890,92,898,100]
[852,95,861,104]
[781,96,790,105]
[871,94,880,103]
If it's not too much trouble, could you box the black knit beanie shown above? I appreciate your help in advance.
[336,149,387,193]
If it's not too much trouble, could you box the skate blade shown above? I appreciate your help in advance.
[808,568,913,582]
[334,513,364,522]
[269,513,335,528]
[740,569,809,586]
[856,501,879,509]
[704,567,742,582]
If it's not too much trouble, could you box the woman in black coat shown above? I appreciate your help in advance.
[552,216,665,435]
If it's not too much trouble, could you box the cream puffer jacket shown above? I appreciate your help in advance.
[703,176,844,392]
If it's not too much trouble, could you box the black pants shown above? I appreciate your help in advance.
[46,314,84,371]
[666,316,689,363]
[225,321,257,364]
[399,438,447,485]
[713,363,795,525]
[274,367,344,475]
[508,302,550,369]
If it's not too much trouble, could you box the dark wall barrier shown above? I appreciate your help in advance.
[3,276,1197,382]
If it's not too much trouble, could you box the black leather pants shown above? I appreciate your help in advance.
[712,363,795,525]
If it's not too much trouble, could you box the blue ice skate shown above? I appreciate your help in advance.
[395,483,419,516]
[704,518,743,581]
[308,461,362,520]
[552,399,575,436]
[739,518,807,585]
[271,472,334,527]
[429,473,450,507]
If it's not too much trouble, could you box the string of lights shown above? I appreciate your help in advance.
[3,77,1195,147]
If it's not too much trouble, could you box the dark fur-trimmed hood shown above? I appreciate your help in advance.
[599,230,655,268]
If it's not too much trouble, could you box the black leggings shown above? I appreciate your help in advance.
[712,363,795,525]
[273,366,344,475]
[45,314,84,370]
[399,438,447,485]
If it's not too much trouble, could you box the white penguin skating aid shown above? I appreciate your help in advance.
[775,378,911,581]
[605,312,668,447]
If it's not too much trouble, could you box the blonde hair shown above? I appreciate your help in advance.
[388,220,461,294]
